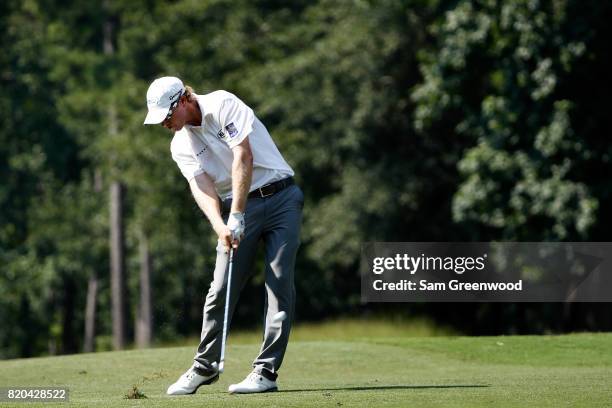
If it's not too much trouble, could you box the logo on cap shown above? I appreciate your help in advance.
[168,89,182,103]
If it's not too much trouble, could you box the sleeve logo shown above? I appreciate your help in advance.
[225,122,239,138]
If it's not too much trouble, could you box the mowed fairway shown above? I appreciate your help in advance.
[1,333,611,407]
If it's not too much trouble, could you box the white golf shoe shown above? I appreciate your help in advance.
[228,372,278,394]
[166,365,219,395]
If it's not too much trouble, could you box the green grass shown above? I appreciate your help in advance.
[1,328,611,407]
[165,316,457,346]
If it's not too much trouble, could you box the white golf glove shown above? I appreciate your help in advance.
[227,212,245,242]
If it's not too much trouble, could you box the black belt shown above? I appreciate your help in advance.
[222,177,295,211]
[248,177,294,199]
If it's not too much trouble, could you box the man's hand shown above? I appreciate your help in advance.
[215,224,233,253]
[227,212,245,249]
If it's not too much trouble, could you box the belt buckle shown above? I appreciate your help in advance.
[259,184,274,198]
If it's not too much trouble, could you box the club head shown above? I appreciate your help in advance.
[272,311,287,323]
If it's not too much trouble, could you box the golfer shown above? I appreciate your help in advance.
[144,76,303,394]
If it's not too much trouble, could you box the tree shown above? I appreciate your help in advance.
[412,0,612,332]
[412,0,611,241]
[135,229,152,347]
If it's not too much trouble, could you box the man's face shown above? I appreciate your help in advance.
[161,96,187,131]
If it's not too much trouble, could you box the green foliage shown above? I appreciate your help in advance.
[413,0,609,240]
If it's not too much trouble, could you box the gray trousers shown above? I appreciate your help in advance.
[193,183,303,381]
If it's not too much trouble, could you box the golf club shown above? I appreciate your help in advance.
[219,247,234,374]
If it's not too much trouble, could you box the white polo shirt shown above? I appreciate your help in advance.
[170,91,294,200]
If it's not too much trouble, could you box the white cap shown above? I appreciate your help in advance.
[143,76,185,125]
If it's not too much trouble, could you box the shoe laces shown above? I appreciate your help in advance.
[247,372,263,383]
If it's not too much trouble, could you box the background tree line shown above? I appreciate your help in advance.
[1,0,611,359]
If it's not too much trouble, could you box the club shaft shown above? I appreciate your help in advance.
[219,248,234,373]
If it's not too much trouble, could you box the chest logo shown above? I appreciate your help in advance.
[217,129,226,140]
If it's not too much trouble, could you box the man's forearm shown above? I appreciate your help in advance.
[189,175,225,234]
[230,147,253,214]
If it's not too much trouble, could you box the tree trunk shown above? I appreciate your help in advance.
[83,272,98,352]
[136,230,153,347]
[105,1,127,351]
[84,169,103,353]
[60,276,77,354]
[110,182,127,349]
